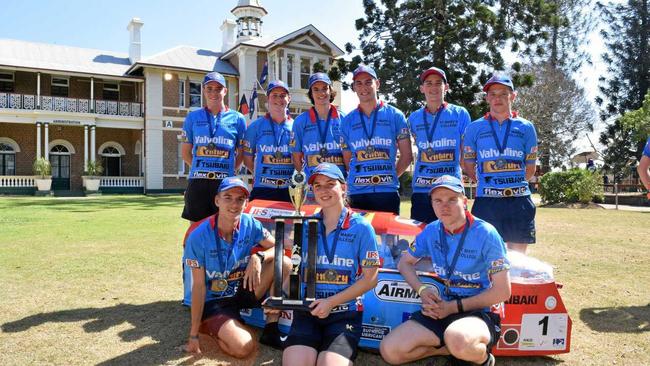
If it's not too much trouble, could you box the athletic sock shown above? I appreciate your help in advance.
[259,322,284,350]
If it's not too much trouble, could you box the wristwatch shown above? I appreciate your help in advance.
[255,251,266,262]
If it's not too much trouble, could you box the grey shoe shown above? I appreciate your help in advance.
[482,353,495,366]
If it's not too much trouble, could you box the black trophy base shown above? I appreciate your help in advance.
[262,296,315,312]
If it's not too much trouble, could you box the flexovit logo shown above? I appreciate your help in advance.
[353,174,394,185]
[421,149,455,163]
[482,160,522,173]
[196,146,230,158]
[374,280,421,303]
[307,154,344,167]
[414,176,436,187]
[191,171,229,179]
[482,186,528,197]
[260,177,288,187]
[356,149,390,161]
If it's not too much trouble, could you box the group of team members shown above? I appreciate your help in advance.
[181,65,538,365]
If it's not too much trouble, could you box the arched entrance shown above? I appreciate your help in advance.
[50,144,71,190]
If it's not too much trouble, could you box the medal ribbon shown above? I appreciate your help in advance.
[422,104,446,148]
[320,208,347,264]
[487,115,512,157]
[439,216,471,297]
[213,216,238,278]
[358,103,380,149]
[204,108,222,142]
[315,106,334,149]
[268,117,287,156]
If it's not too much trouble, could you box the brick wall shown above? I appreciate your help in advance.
[163,130,182,175]
[164,176,187,190]
[163,73,180,107]
[95,127,141,176]
[69,77,90,99]
[0,122,37,175]
[13,72,37,94]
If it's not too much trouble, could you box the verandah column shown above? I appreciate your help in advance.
[36,122,41,158]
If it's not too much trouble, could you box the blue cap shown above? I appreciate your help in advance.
[420,67,447,83]
[266,80,290,94]
[308,163,345,184]
[483,74,515,92]
[352,65,378,80]
[429,175,465,195]
[218,177,250,196]
[203,72,226,87]
[308,73,332,89]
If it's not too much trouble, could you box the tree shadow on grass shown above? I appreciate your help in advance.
[580,304,650,333]
[1,301,277,365]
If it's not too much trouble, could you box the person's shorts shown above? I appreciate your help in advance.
[249,187,291,203]
[182,178,221,222]
[410,310,501,350]
[284,310,363,361]
[198,281,261,336]
[471,195,536,244]
[348,191,400,215]
[411,192,438,223]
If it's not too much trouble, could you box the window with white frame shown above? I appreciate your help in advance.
[0,72,14,93]
[51,77,69,97]
[100,146,122,176]
[0,143,16,175]
[287,55,294,88]
[103,82,119,101]
[189,81,202,108]
[179,80,186,107]
[300,57,311,89]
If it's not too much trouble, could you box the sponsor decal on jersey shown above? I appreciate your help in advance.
[260,177,288,187]
[315,269,350,285]
[355,163,393,173]
[185,258,200,268]
[482,160,522,173]
[353,174,394,185]
[478,148,524,159]
[191,171,229,179]
[350,137,393,150]
[261,167,294,176]
[484,175,526,185]
[421,149,455,163]
[356,149,391,161]
[249,207,298,219]
[417,138,457,150]
[414,176,436,187]
[374,280,421,303]
[194,159,231,170]
[194,135,235,146]
[262,154,292,165]
[307,154,344,167]
[482,186,528,197]
[196,146,230,158]
[316,255,354,267]
[361,259,381,266]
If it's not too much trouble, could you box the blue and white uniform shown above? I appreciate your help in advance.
[183,213,270,305]
[407,212,510,307]
[341,102,410,195]
[182,107,246,180]
[291,105,346,182]
[463,113,538,198]
[300,209,381,312]
[243,114,294,189]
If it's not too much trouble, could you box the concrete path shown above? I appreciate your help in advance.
[597,203,650,212]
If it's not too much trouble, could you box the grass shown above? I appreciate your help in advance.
[0,195,648,365]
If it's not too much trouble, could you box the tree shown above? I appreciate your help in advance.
[620,92,650,146]
[351,0,555,117]
[515,63,595,171]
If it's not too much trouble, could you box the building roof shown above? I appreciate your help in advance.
[126,45,238,76]
[0,39,134,77]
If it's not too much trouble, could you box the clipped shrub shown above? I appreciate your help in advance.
[539,169,604,204]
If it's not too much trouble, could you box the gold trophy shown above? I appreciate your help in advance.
[263,170,320,311]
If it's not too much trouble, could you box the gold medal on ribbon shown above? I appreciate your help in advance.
[324,269,338,282]
[211,279,228,292]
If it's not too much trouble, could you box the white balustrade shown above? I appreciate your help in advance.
[0,93,141,117]
[23,95,35,110]
[0,176,35,188]
[99,176,143,187]
[9,93,21,108]
[0,93,6,108]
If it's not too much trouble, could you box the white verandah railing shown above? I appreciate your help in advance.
[0,176,36,188]
[99,176,144,188]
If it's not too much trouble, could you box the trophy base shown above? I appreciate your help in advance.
[262,296,315,311]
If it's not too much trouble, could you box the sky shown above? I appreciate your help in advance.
[1,0,606,153]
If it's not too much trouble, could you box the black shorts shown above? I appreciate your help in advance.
[411,192,438,223]
[410,310,501,350]
[284,310,363,361]
[249,187,291,202]
[182,178,221,222]
[198,281,261,335]
[348,191,400,215]
[471,195,536,244]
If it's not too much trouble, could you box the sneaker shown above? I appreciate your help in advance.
[259,322,285,350]
[482,353,495,366]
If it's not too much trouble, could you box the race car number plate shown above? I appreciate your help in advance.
[518,313,569,351]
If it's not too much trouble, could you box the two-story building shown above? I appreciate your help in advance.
[0,0,343,195]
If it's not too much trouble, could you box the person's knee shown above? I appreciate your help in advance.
[444,328,473,359]
[379,338,402,365]
[229,338,256,358]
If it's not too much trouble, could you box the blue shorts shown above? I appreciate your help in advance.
[249,187,291,203]
[471,195,536,244]
[409,310,501,350]
[348,191,400,215]
[284,310,363,361]
[410,192,438,223]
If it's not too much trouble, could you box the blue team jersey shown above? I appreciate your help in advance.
[644,137,650,158]
[407,213,510,306]
[340,102,410,194]
[182,107,246,180]
[183,213,270,305]
[463,114,538,197]
[301,209,380,311]
[243,114,294,189]
[291,105,347,181]
[408,103,470,193]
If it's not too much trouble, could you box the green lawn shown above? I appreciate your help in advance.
[0,195,648,365]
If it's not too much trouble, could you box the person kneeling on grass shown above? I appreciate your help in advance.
[380,175,511,366]
[282,163,380,366]
[182,177,291,357]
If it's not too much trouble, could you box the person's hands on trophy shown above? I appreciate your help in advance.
[243,254,262,291]
[309,298,335,319]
